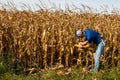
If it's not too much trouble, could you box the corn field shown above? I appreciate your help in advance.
[0,7,120,72]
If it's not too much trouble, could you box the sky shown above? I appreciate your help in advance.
[0,0,120,13]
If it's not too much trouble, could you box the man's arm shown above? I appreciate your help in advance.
[79,41,91,48]
[79,41,88,46]
[81,43,91,48]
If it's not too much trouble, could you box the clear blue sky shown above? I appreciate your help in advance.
[0,0,120,13]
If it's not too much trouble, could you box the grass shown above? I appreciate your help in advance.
[0,61,120,80]
[0,69,120,80]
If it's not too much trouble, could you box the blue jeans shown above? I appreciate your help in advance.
[94,40,106,72]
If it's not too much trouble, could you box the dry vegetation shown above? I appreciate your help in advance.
[0,4,120,74]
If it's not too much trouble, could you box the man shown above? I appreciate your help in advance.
[75,29,106,72]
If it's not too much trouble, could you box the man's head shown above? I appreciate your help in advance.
[75,30,83,38]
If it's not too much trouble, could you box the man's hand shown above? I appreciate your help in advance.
[74,40,90,49]
[79,45,83,48]
[74,44,83,48]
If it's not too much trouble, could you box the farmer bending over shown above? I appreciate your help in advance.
[75,29,106,72]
